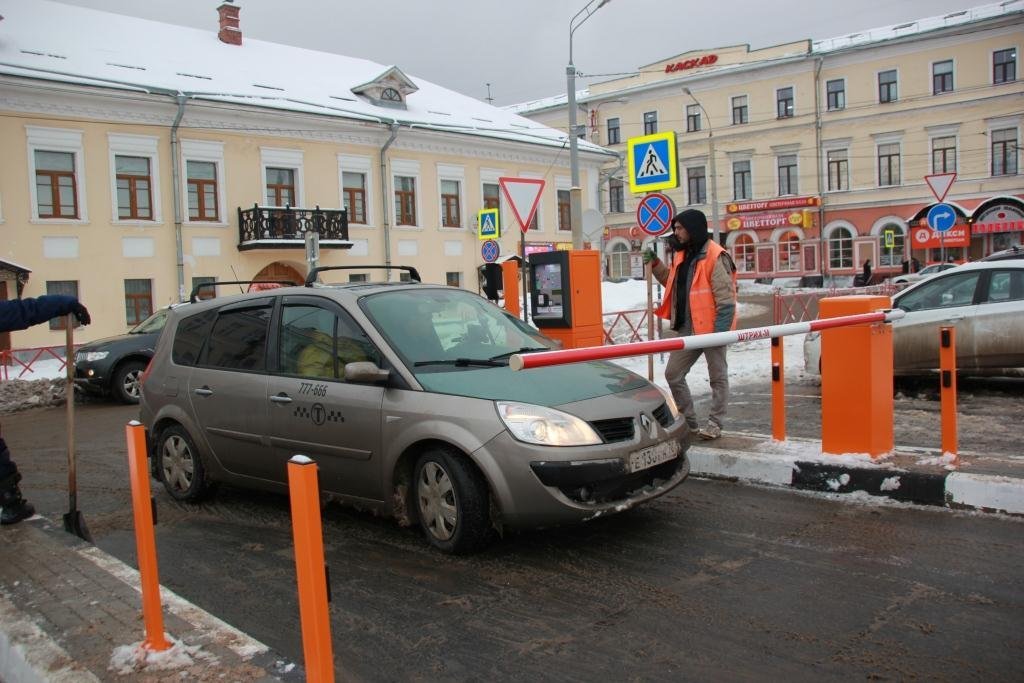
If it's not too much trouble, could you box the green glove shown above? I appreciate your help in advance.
[642,249,658,265]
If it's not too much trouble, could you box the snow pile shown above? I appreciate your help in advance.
[108,636,218,676]
[0,377,66,414]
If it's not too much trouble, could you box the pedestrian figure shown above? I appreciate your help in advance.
[0,295,91,525]
[643,209,737,440]
[860,259,872,287]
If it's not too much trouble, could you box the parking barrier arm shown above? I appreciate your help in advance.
[510,309,906,371]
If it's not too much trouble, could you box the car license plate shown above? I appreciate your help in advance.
[627,440,680,474]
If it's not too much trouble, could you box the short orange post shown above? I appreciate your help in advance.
[287,455,335,683]
[820,296,894,457]
[501,260,520,318]
[125,421,170,651]
[939,326,958,461]
[771,337,785,441]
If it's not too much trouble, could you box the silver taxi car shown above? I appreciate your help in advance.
[140,267,690,553]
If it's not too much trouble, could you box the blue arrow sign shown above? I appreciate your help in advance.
[927,203,957,232]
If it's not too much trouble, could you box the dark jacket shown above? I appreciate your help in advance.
[0,295,79,333]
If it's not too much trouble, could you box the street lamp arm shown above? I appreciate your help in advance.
[569,0,612,63]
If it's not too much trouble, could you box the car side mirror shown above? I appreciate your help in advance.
[344,361,390,384]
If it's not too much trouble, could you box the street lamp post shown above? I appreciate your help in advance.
[684,87,720,245]
[568,0,613,250]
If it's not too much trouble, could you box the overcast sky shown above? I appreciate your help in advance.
[58,0,982,106]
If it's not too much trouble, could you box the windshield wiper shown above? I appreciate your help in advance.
[488,347,550,362]
[413,358,505,368]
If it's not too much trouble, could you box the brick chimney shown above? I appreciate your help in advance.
[217,1,241,46]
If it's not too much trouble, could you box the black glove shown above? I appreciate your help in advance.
[72,302,91,326]
[642,249,658,265]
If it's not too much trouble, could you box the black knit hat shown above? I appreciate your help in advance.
[672,209,708,244]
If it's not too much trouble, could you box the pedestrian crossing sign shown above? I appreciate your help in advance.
[477,208,500,240]
[627,131,678,193]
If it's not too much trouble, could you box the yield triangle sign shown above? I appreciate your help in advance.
[498,176,545,234]
[924,172,956,203]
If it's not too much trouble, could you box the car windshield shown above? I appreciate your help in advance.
[360,288,554,372]
[897,271,980,312]
[129,308,169,334]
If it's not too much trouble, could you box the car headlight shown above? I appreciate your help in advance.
[654,384,680,421]
[496,401,602,446]
[77,351,109,362]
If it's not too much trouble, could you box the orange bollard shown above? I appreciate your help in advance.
[125,421,170,651]
[287,455,335,683]
[939,326,958,461]
[820,296,894,457]
[771,337,785,441]
[501,259,520,318]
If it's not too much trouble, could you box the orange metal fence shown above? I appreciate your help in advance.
[772,283,905,324]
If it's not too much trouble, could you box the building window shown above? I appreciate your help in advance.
[45,280,79,330]
[778,232,802,272]
[265,167,295,206]
[931,136,957,174]
[731,96,748,125]
[993,48,1016,84]
[441,179,461,228]
[186,161,218,221]
[732,234,756,274]
[124,279,153,326]
[445,272,462,288]
[776,87,794,118]
[777,155,798,196]
[878,143,901,187]
[394,175,417,225]
[35,150,79,219]
[342,171,367,224]
[933,60,954,94]
[991,128,1019,176]
[732,160,751,200]
[827,149,848,191]
[191,276,216,301]
[483,182,500,210]
[686,104,701,132]
[607,117,620,145]
[687,166,706,205]
[399,271,412,283]
[643,111,658,135]
[826,79,845,111]
[608,242,630,280]
[609,178,624,213]
[348,273,368,283]
[828,227,854,269]
[115,155,153,220]
[878,70,898,103]
[557,189,571,231]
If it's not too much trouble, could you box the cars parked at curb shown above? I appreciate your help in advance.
[805,259,1024,377]
[889,262,957,285]
[139,266,690,553]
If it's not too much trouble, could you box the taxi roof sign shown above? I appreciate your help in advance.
[627,131,678,194]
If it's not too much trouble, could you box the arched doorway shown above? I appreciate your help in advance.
[777,230,802,272]
[730,233,757,274]
[254,262,304,286]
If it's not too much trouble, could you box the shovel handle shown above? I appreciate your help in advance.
[66,315,77,509]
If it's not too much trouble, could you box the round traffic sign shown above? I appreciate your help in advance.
[481,239,500,263]
[636,192,676,235]
[927,203,957,232]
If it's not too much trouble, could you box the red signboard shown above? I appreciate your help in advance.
[971,220,1024,234]
[664,54,718,73]
[911,225,970,249]
[726,196,819,214]
[726,211,804,231]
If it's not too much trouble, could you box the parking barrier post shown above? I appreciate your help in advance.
[124,421,170,651]
[771,337,785,441]
[939,326,958,462]
[287,455,335,683]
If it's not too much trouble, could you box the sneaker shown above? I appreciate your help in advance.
[698,422,722,440]
[1,498,35,525]
[686,420,700,435]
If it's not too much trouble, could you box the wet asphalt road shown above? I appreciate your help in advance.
[3,396,1022,681]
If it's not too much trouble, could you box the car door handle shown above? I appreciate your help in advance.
[193,387,213,396]
[270,393,293,404]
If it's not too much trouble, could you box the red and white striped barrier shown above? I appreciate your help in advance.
[509,309,906,371]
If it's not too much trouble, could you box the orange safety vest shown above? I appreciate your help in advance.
[655,241,737,334]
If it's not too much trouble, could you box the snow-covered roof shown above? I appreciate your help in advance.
[0,0,613,157]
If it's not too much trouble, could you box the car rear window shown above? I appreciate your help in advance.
[171,309,216,366]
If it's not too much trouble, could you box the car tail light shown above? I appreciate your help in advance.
[139,357,155,391]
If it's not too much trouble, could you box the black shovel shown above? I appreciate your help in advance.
[63,314,92,542]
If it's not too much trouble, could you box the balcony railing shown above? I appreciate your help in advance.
[237,205,349,251]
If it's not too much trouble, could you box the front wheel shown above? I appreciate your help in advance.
[156,425,213,501]
[112,359,146,404]
[412,448,492,554]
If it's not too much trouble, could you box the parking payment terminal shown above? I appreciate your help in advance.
[527,250,603,349]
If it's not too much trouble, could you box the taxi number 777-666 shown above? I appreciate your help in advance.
[627,439,680,474]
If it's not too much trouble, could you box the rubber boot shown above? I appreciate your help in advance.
[1,474,35,525]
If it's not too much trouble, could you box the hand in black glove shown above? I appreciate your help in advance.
[72,302,91,326]
[642,249,658,265]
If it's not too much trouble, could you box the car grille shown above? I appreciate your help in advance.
[589,417,635,443]
[652,402,673,427]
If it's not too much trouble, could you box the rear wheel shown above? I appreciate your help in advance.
[112,359,146,404]
[412,447,492,554]
[156,425,213,501]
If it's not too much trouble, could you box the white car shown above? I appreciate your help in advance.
[890,262,957,285]
[804,260,1024,377]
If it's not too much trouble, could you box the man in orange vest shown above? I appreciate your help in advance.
[644,209,737,440]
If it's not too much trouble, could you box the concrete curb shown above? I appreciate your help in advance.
[688,439,1024,515]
